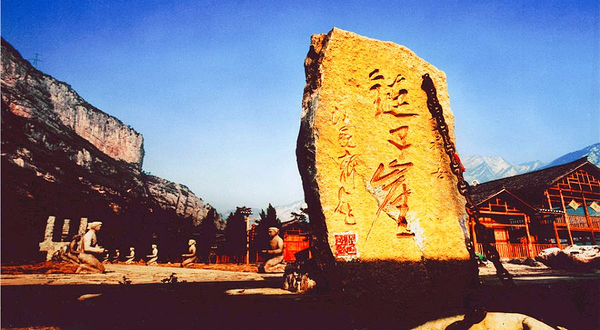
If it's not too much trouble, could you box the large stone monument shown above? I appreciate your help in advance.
[297,28,476,324]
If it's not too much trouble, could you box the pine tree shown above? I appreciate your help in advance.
[224,207,251,263]
[290,210,308,222]
[198,208,218,263]
[254,204,281,256]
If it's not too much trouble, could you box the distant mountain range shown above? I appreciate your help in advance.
[275,200,307,222]
[542,143,600,169]
[464,143,600,184]
[463,157,544,184]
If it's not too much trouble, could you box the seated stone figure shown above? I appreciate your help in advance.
[112,249,121,263]
[76,222,108,274]
[259,227,286,273]
[59,234,82,264]
[146,244,159,266]
[125,247,136,264]
[102,252,110,264]
[181,239,198,268]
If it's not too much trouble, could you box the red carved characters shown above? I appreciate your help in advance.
[369,69,417,118]
[331,107,360,225]
[368,69,418,237]
[334,231,359,260]
[370,161,414,236]
[388,126,411,158]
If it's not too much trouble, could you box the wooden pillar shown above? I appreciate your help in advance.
[553,222,561,249]
[546,191,561,248]
[245,216,250,265]
[523,214,534,258]
[470,218,478,253]
[545,191,553,210]
[559,190,574,245]
[581,193,596,245]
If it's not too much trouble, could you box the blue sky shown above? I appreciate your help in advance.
[2,0,598,213]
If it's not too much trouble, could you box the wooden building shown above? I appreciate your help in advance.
[469,157,600,259]
[281,219,311,262]
[246,219,311,263]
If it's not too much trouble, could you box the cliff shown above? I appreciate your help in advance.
[2,40,144,168]
[1,38,218,262]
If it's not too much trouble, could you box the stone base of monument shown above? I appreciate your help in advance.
[329,260,477,327]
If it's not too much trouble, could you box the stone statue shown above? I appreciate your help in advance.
[259,227,286,273]
[76,222,108,273]
[125,247,136,264]
[112,249,121,263]
[146,244,159,266]
[181,239,198,268]
[60,234,82,264]
[102,252,110,264]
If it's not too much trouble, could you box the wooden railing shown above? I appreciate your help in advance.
[567,215,589,229]
[475,243,558,259]
[555,215,600,229]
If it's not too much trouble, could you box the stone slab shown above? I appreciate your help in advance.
[297,28,469,263]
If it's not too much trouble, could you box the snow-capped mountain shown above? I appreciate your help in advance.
[463,156,544,184]
[275,200,307,222]
[543,143,600,169]
[463,143,599,184]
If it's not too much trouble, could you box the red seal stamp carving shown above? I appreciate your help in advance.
[334,231,359,260]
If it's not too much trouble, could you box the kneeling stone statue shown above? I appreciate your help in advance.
[259,227,286,273]
[76,222,108,273]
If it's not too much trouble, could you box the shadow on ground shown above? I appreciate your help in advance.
[2,275,599,330]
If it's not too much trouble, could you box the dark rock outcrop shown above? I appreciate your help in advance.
[1,38,219,262]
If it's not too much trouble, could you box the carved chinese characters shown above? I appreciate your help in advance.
[367,70,417,237]
[297,28,470,263]
[331,107,359,225]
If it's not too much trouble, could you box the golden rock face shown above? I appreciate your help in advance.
[298,28,469,263]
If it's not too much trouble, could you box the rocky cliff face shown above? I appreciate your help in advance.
[144,175,212,226]
[2,42,144,168]
[1,38,218,262]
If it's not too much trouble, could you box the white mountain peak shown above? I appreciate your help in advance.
[463,156,543,184]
